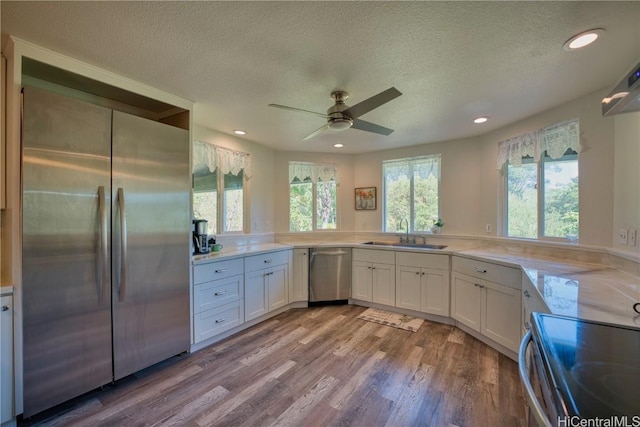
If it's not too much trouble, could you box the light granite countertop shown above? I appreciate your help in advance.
[193,241,640,327]
[456,248,640,327]
[192,243,293,264]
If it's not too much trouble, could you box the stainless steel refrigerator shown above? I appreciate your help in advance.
[21,85,191,417]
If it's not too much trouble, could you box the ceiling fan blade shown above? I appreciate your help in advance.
[268,104,328,118]
[342,87,402,120]
[351,118,394,136]
[302,123,330,141]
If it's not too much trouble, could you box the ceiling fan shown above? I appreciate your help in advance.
[268,87,402,141]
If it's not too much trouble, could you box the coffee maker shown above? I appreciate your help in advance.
[192,219,209,254]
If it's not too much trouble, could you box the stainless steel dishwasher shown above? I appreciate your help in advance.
[309,247,352,305]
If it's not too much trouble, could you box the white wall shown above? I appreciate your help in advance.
[477,88,616,247]
[194,125,275,234]
[272,151,355,233]
[613,112,640,253]
[354,137,482,235]
[257,89,624,248]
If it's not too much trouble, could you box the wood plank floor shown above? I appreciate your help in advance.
[21,305,526,427]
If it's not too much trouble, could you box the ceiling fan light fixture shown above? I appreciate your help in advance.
[328,117,353,131]
[563,29,604,51]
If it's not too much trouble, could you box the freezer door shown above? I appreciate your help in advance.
[111,111,190,380]
[22,86,113,417]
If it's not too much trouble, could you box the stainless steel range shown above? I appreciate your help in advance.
[520,313,640,426]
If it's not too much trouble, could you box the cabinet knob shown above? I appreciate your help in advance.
[1,305,8,312]
[264,259,272,264]
[215,317,227,324]
[523,290,530,298]
[214,290,228,296]
[524,321,531,330]
[475,268,487,274]
[215,269,227,273]
[415,272,420,275]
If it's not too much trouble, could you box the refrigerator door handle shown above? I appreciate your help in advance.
[98,186,108,304]
[117,187,128,302]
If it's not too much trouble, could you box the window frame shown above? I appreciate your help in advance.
[382,154,441,233]
[288,162,339,232]
[502,150,579,242]
[192,168,246,235]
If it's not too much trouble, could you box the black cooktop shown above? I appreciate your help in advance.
[531,313,640,419]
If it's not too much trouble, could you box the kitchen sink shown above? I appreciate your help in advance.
[362,241,447,250]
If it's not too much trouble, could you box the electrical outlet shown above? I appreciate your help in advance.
[485,224,492,233]
[618,228,628,245]
[264,221,270,230]
[362,222,367,230]
[629,229,637,247]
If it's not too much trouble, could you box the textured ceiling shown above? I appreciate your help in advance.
[2,1,639,153]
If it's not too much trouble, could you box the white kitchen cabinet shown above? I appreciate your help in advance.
[451,272,482,330]
[192,258,245,343]
[352,249,395,305]
[396,252,450,316]
[291,248,309,303]
[1,295,13,424]
[244,250,290,322]
[451,256,522,353]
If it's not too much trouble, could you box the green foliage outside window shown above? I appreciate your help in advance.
[506,151,578,240]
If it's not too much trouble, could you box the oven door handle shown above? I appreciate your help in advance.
[519,331,553,427]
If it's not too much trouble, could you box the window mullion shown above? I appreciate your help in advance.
[217,171,224,234]
[312,181,318,231]
[537,159,544,239]
[409,162,415,232]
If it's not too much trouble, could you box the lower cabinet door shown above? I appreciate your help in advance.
[483,281,521,352]
[420,269,450,316]
[245,269,268,321]
[194,300,244,343]
[352,261,373,301]
[451,272,482,332]
[372,263,395,306]
[268,264,288,311]
[396,265,421,311]
[1,295,13,423]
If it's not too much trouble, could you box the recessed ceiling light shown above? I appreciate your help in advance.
[563,29,604,51]
[333,143,344,148]
[233,130,247,135]
[473,116,489,124]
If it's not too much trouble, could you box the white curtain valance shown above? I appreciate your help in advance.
[289,162,339,183]
[497,119,580,170]
[193,140,252,180]
[383,155,440,180]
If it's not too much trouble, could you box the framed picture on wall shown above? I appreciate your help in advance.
[355,187,376,210]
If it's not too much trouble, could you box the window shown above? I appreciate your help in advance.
[192,142,251,234]
[505,150,579,240]
[383,155,440,232]
[193,169,244,233]
[499,119,580,241]
[289,162,338,231]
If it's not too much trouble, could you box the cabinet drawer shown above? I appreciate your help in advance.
[193,258,244,285]
[194,300,244,343]
[194,274,244,314]
[245,250,290,272]
[452,256,521,289]
[396,252,449,270]
[352,248,395,264]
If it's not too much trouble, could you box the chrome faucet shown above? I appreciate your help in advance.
[399,218,409,243]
